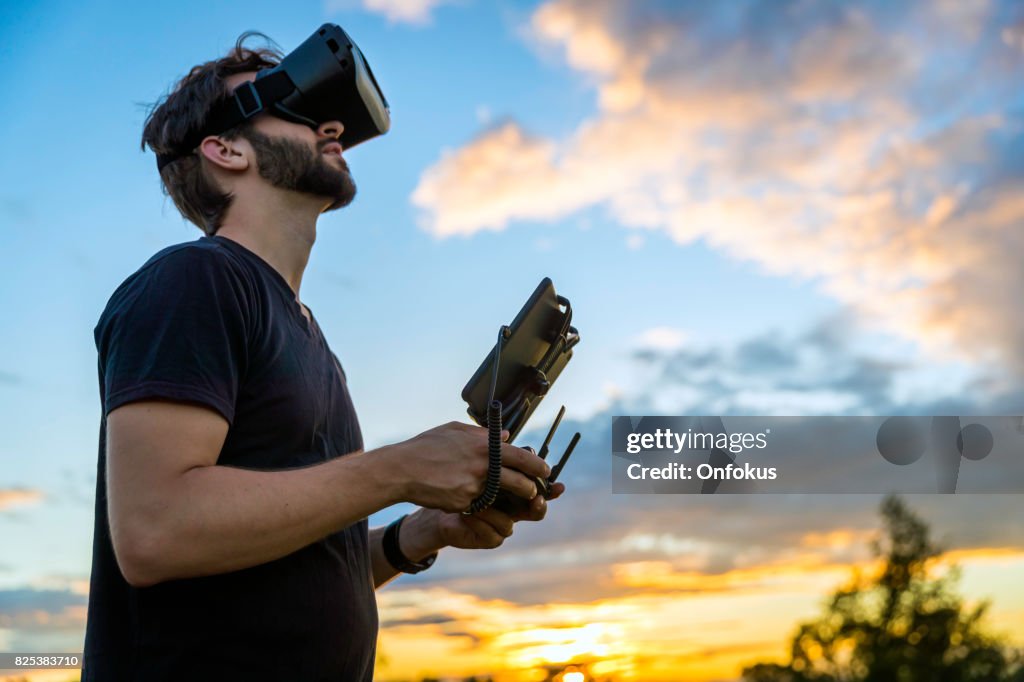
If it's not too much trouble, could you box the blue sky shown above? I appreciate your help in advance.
[2,1,1024,677]
[0,0,842,574]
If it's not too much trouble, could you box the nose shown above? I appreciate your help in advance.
[317,120,344,141]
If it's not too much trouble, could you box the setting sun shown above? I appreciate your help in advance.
[499,623,620,667]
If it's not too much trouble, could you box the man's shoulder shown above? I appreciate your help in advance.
[135,236,244,279]
[96,237,255,332]
[110,237,254,298]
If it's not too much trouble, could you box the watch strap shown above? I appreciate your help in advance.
[383,515,437,574]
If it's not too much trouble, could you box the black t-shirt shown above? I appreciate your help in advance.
[83,235,377,681]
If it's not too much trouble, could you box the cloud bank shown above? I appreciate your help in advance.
[413,0,1024,375]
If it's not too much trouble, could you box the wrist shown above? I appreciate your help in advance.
[383,513,439,574]
[398,508,446,561]
[358,442,413,507]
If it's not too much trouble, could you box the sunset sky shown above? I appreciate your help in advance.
[2,0,1024,680]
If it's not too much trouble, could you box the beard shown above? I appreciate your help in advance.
[243,128,357,212]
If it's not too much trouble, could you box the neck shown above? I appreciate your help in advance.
[216,186,330,296]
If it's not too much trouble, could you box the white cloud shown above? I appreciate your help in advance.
[1002,17,1024,49]
[634,326,687,352]
[412,0,1024,376]
[475,104,493,125]
[360,0,457,24]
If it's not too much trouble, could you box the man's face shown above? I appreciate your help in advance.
[226,72,356,212]
[244,124,357,213]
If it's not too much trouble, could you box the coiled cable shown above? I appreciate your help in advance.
[463,327,509,514]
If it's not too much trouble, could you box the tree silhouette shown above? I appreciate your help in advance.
[743,496,1023,682]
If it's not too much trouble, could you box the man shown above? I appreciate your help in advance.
[82,35,562,681]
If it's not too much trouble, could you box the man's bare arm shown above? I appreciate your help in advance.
[107,401,548,587]
[106,401,406,586]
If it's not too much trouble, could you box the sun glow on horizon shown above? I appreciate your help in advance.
[377,547,1024,682]
[496,622,631,669]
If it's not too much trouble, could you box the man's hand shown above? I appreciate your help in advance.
[371,482,566,587]
[389,422,551,513]
[435,482,567,549]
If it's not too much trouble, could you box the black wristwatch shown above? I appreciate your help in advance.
[383,514,438,574]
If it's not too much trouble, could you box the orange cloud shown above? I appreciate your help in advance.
[412,0,1024,375]
[0,488,43,511]
[376,544,1024,681]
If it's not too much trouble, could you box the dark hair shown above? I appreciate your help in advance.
[141,34,282,234]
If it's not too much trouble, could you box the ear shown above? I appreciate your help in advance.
[197,135,251,172]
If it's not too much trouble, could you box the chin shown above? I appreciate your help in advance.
[324,187,357,213]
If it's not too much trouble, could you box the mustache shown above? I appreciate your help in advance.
[317,140,350,172]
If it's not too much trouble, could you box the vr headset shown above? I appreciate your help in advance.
[156,23,390,171]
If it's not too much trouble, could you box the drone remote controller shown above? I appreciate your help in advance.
[461,278,581,515]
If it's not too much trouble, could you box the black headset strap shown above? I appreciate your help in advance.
[155,69,297,172]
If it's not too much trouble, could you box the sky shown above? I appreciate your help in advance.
[2,0,1024,680]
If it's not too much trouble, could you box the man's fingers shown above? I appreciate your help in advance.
[499,466,538,500]
[516,482,566,520]
[461,516,505,548]
[500,443,550,479]
[473,508,515,537]
[521,493,547,521]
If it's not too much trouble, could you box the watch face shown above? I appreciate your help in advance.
[408,552,437,574]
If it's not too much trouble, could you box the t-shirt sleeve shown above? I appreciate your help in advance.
[95,245,251,424]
